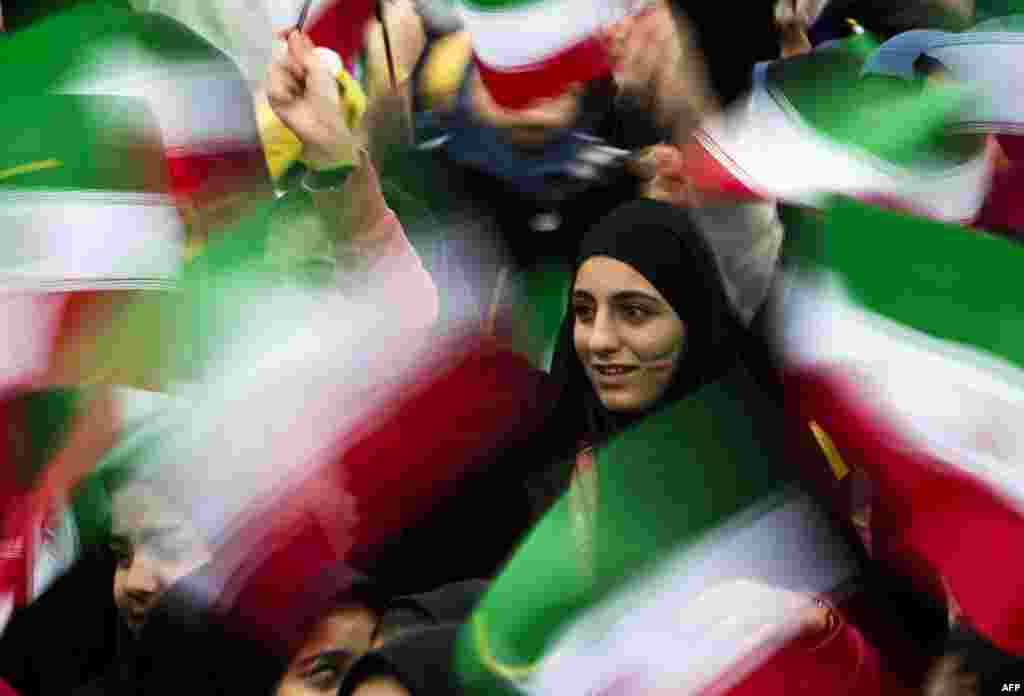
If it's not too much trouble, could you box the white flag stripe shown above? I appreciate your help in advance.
[459,0,629,69]
[0,191,183,290]
[134,0,277,87]
[526,491,859,696]
[0,294,63,394]
[865,30,1024,134]
[697,82,994,222]
[0,593,13,638]
[782,272,1024,510]
[61,40,261,149]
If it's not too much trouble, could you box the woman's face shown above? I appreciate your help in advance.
[572,256,686,413]
[110,482,211,634]
[276,603,378,696]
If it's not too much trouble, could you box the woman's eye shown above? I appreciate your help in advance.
[110,545,133,568]
[304,663,344,691]
[572,304,595,322]
[622,305,652,322]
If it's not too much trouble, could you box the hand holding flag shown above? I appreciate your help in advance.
[266,30,362,171]
[604,0,717,137]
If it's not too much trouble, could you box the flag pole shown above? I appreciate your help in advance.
[375,0,414,146]
[295,0,315,31]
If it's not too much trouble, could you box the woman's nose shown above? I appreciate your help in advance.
[588,309,621,355]
[123,553,162,597]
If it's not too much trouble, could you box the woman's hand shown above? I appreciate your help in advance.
[629,144,702,207]
[266,30,360,170]
[604,1,716,142]
[775,0,818,58]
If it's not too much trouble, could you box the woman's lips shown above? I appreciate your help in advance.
[592,364,639,382]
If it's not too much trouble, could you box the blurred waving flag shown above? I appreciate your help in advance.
[864,17,1024,136]
[90,264,547,655]
[779,198,1024,656]
[456,0,643,109]
[0,1,273,248]
[306,0,377,70]
[522,494,865,696]
[669,33,995,223]
[132,0,277,87]
[0,94,182,392]
[455,368,869,694]
[0,92,183,624]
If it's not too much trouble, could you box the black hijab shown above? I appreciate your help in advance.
[546,198,745,458]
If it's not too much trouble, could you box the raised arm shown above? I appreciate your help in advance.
[265,30,438,325]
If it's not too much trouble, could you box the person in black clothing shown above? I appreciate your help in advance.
[333,581,487,696]
[276,580,389,696]
[0,463,282,696]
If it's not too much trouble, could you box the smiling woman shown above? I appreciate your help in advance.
[545,197,744,455]
[109,479,212,634]
[571,258,687,413]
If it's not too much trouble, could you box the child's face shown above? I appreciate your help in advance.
[276,603,378,696]
[110,481,211,633]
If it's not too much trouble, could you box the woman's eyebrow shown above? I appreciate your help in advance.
[610,290,661,304]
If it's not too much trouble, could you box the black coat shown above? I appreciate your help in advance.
[0,552,284,696]
[0,551,119,696]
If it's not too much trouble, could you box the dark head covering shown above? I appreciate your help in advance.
[546,198,744,456]
[337,581,488,696]
[669,1,781,106]
[338,625,465,696]
[945,622,1024,694]
[372,580,487,645]
[814,0,975,37]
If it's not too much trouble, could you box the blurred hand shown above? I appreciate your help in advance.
[266,31,359,170]
[604,0,716,142]
[775,0,815,57]
[774,0,829,27]
[629,144,702,207]
[468,74,582,149]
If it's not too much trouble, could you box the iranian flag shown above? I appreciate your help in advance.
[306,0,377,71]
[0,94,183,392]
[0,91,184,624]
[666,34,996,224]
[865,18,1024,137]
[863,19,1024,234]
[779,197,1024,656]
[78,234,548,654]
[457,0,641,109]
[0,2,273,242]
[455,369,881,694]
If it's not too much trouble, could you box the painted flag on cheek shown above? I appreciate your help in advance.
[778,197,1024,656]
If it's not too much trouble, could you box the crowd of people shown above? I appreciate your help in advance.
[2,0,1023,695]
